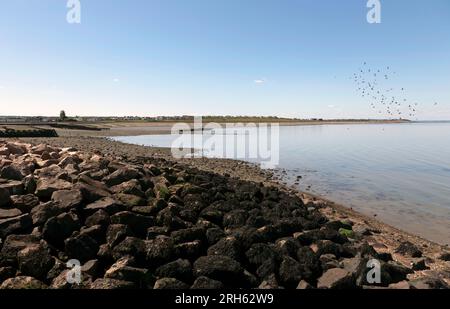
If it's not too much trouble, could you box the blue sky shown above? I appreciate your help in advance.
[0,0,449,119]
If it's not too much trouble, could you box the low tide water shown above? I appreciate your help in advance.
[113,122,450,245]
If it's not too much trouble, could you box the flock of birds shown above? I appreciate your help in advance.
[351,62,439,119]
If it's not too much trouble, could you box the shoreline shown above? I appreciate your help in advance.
[12,136,450,287]
[0,119,412,138]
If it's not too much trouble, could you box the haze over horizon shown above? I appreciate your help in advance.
[1,0,449,120]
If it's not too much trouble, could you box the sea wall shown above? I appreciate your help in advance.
[0,141,447,289]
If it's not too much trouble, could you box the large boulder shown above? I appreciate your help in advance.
[383,261,413,284]
[0,181,24,195]
[10,194,39,213]
[30,201,63,226]
[0,234,41,266]
[278,256,304,288]
[111,237,147,262]
[223,210,248,229]
[110,211,154,237]
[34,165,65,179]
[0,214,32,238]
[146,236,175,266]
[64,233,99,263]
[110,180,145,197]
[105,258,151,287]
[1,165,25,180]
[81,259,101,278]
[245,243,276,268]
[103,167,140,187]
[317,268,355,289]
[207,236,242,261]
[106,224,133,247]
[35,178,72,199]
[174,240,203,260]
[0,187,11,207]
[51,189,83,211]
[193,255,244,286]
[85,197,121,215]
[275,237,301,258]
[42,212,81,247]
[115,193,146,207]
[85,209,111,228]
[31,144,55,155]
[296,246,321,281]
[17,242,55,280]
[395,241,423,258]
[155,259,192,282]
[205,227,225,246]
[0,208,22,219]
[171,227,205,244]
[75,175,111,203]
[5,143,26,155]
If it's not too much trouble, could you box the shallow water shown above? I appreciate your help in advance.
[113,122,450,245]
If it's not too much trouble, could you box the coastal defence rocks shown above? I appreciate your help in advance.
[0,141,448,289]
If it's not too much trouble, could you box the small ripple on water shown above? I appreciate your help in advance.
[114,122,450,245]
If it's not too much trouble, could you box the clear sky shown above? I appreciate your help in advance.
[0,0,449,119]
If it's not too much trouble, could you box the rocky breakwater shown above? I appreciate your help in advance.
[0,140,447,289]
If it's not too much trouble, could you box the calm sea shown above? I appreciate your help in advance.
[113,122,450,245]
